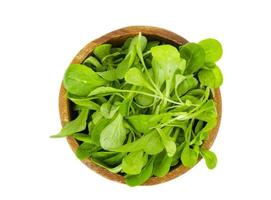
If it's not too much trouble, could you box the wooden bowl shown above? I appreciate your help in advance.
[59,26,222,185]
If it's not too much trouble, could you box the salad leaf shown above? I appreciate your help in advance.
[199,38,223,62]
[181,145,198,168]
[153,151,173,177]
[198,65,223,88]
[51,109,89,138]
[93,44,112,61]
[151,45,185,88]
[53,34,224,186]
[125,156,155,186]
[179,43,205,74]
[122,150,146,175]
[100,114,127,150]
[201,149,217,169]
[63,64,107,96]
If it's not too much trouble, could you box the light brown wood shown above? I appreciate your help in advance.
[59,26,222,185]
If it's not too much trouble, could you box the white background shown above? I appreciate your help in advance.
[0,0,270,199]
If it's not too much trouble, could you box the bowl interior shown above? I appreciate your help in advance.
[59,26,222,185]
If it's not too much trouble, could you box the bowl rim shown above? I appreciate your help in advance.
[59,26,222,185]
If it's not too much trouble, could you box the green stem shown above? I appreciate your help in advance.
[137,33,163,97]
[120,89,182,106]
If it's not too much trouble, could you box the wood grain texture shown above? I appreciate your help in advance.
[59,26,222,185]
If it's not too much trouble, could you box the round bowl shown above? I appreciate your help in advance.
[59,26,222,185]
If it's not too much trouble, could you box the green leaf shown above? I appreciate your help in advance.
[195,100,217,122]
[175,74,186,96]
[198,38,223,62]
[199,119,217,135]
[194,120,205,133]
[88,86,120,97]
[186,89,205,98]
[125,68,154,91]
[113,131,163,155]
[158,128,176,157]
[181,145,198,167]
[145,41,160,51]
[143,131,164,155]
[176,75,198,97]
[171,143,185,166]
[112,137,144,152]
[119,97,133,116]
[127,114,164,133]
[153,151,173,177]
[91,111,103,125]
[100,114,127,150]
[91,118,111,145]
[93,44,112,61]
[115,54,135,79]
[97,70,117,81]
[103,153,125,166]
[116,35,147,79]
[100,102,119,119]
[83,56,103,71]
[179,43,205,74]
[181,95,201,105]
[135,89,154,106]
[73,133,92,143]
[69,98,100,110]
[91,158,122,173]
[203,62,216,70]
[51,109,89,138]
[76,142,99,160]
[122,38,132,49]
[91,151,118,160]
[63,64,107,96]
[201,149,217,169]
[151,45,185,88]
[122,150,146,175]
[125,156,155,186]
[198,65,223,88]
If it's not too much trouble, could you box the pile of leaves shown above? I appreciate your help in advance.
[51,33,223,186]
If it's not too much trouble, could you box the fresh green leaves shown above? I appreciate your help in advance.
[76,143,99,160]
[197,39,223,88]
[153,151,173,177]
[143,131,164,155]
[93,44,112,61]
[122,151,147,175]
[152,45,186,88]
[83,56,103,71]
[113,131,163,155]
[115,35,147,79]
[51,109,89,138]
[176,75,198,97]
[199,39,223,63]
[181,145,198,168]
[127,114,164,133]
[125,68,154,91]
[179,43,205,74]
[198,65,223,88]
[125,156,155,186]
[201,149,217,169]
[100,102,119,119]
[90,118,111,145]
[69,98,100,110]
[63,64,107,96]
[157,127,176,157]
[100,113,127,150]
[53,33,223,186]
